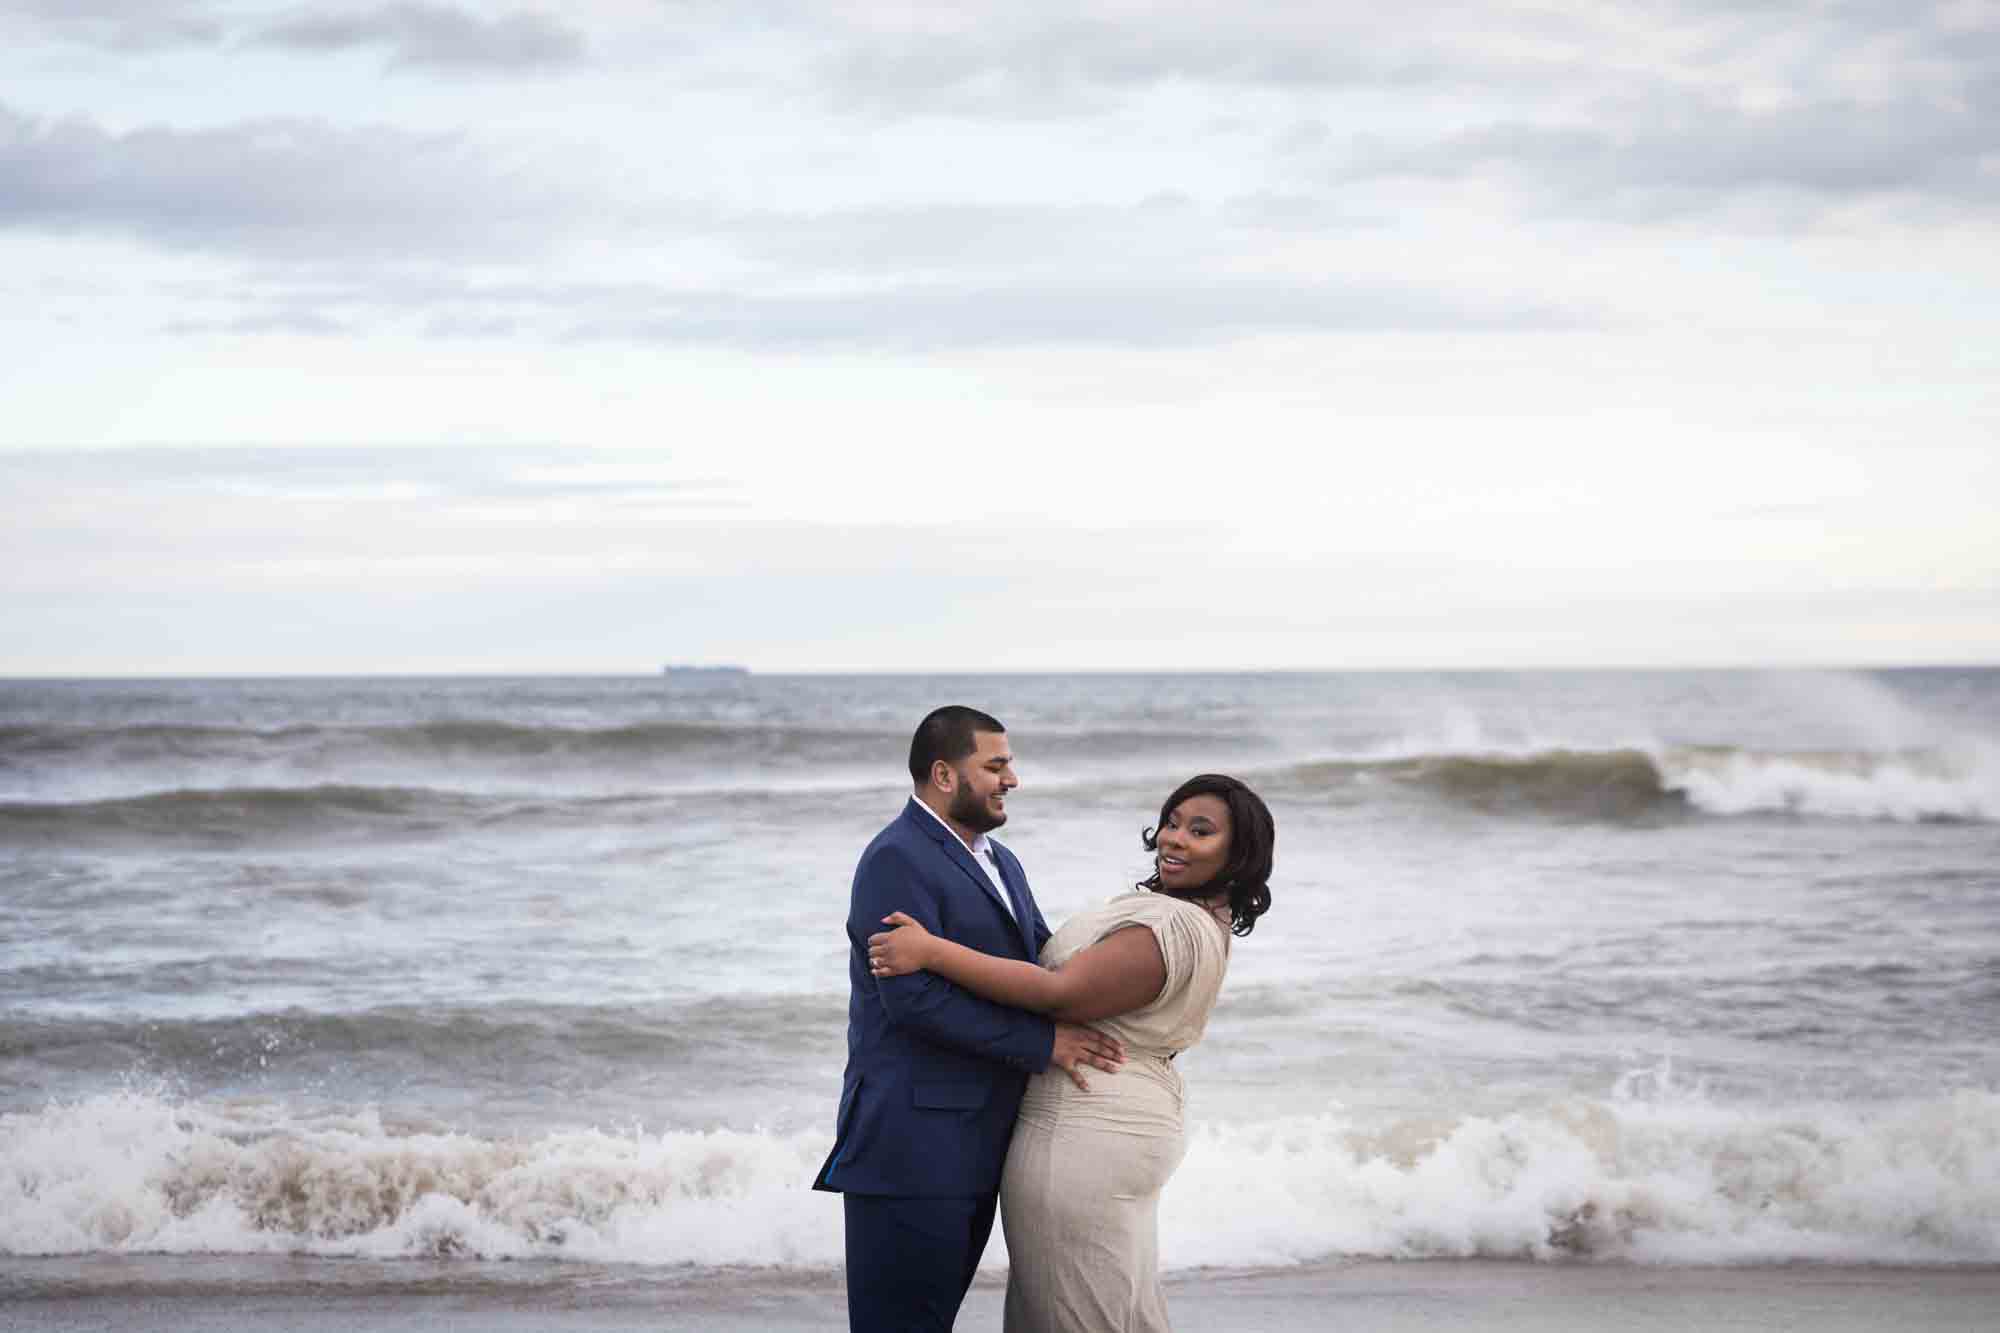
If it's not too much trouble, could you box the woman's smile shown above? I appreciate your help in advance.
[1154,793,1231,891]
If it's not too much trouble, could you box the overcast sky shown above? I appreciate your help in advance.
[4,0,1996,674]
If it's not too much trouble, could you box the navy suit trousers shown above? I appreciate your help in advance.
[843,1191,998,1332]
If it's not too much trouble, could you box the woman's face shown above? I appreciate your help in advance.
[1155,793,1232,892]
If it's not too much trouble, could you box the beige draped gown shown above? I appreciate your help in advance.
[999,889,1231,1332]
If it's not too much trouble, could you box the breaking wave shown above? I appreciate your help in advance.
[0,784,480,842]
[7,744,1992,845]
[0,719,1244,810]
[3,999,846,1089]
[0,720,884,764]
[0,720,1236,771]
[0,721,898,802]
[5,1085,1995,1267]
[0,784,663,846]
[1279,744,2000,824]
[1664,744,2000,823]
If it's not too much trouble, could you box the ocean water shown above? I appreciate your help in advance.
[2,669,1997,1272]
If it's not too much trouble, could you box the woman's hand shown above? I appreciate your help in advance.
[867,911,935,978]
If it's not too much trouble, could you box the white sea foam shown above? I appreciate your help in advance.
[1659,743,2000,823]
[1165,1087,2000,1266]
[0,1094,842,1266]
[7,1087,1996,1269]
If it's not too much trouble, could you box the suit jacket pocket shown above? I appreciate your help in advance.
[911,1081,989,1110]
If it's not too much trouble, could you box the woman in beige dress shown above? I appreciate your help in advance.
[868,773,1275,1332]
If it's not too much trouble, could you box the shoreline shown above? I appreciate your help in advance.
[7,1257,1999,1331]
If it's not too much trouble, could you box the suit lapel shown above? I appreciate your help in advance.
[904,802,1030,951]
[989,844,1038,957]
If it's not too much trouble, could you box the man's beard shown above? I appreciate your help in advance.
[949,779,1005,833]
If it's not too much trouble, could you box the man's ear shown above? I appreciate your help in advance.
[931,759,956,793]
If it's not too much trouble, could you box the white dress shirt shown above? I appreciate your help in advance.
[909,796,1017,922]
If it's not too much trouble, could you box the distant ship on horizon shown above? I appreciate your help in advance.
[661,664,750,676]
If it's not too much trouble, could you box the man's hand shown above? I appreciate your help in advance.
[1050,1022,1124,1091]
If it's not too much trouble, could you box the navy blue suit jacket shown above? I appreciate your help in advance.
[813,799,1055,1198]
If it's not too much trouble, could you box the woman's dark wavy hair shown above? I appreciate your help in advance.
[1139,773,1274,937]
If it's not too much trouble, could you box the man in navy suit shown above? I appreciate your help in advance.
[814,705,1123,1330]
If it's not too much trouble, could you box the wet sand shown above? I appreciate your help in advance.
[5,1256,1999,1331]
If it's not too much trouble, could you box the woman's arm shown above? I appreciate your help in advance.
[868,912,1166,1024]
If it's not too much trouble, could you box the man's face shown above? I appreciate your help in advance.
[944,730,1017,834]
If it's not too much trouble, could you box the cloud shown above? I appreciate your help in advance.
[711,195,1394,277]
[3,1,586,70]
[1340,92,2000,217]
[2,444,736,507]
[161,264,1584,350]
[1294,0,2000,219]
[551,275,1583,348]
[0,101,577,256]
[7,0,1989,356]
[4,94,1582,347]
[252,3,588,72]
[161,309,355,337]
[0,0,223,51]
[774,0,1669,106]
[762,0,1858,112]
[812,5,1391,114]
[791,1,1991,99]
[772,2,2000,223]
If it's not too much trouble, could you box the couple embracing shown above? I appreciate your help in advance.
[813,706,1276,1331]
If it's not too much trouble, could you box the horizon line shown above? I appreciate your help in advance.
[3,659,1997,682]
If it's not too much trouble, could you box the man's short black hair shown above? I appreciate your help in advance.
[908,705,1006,787]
